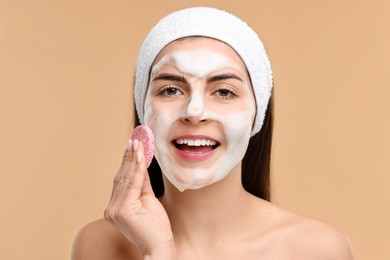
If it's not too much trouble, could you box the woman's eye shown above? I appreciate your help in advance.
[158,86,182,96]
[215,88,237,99]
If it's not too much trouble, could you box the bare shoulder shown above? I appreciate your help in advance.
[71,218,142,260]
[283,212,355,259]
[253,199,355,259]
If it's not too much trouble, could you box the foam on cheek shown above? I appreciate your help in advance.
[144,86,187,190]
[221,109,254,153]
[147,109,173,164]
[223,89,256,146]
[144,86,179,154]
[204,94,255,184]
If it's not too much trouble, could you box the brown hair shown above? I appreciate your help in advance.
[132,95,273,201]
[242,95,273,201]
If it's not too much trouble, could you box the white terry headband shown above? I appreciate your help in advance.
[134,7,273,136]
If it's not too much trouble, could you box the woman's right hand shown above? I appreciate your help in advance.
[104,139,176,259]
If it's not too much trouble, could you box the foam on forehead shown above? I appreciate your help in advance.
[134,7,273,136]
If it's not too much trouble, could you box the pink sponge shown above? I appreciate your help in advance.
[131,125,154,168]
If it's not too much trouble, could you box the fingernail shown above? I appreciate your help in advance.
[128,139,133,149]
[122,144,127,156]
[133,139,139,152]
[137,151,142,163]
[123,140,132,157]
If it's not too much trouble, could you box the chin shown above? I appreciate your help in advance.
[169,170,222,191]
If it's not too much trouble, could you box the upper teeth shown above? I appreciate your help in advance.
[176,139,217,146]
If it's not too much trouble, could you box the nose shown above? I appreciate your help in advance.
[181,91,208,124]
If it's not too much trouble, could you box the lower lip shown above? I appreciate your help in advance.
[174,145,218,162]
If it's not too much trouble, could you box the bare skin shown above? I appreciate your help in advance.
[73,175,354,259]
[72,150,354,259]
[72,38,354,260]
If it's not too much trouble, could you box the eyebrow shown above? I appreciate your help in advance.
[152,74,187,83]
[206,73,243,84]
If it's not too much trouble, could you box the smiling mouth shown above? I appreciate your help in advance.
[173,138,220,153]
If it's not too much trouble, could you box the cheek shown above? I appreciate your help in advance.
[145,102,170,133]
[223,111,253,140]
[211,98,256,137]
[144,99,182,149]
[144,93,169,127]
[218,99,256,150]
[144,107,170,161]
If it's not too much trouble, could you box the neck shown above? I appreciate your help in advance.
[160,164,254,249]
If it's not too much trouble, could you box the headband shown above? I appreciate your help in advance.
[134,7,273,136]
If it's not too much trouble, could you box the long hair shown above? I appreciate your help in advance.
[132,95,273,201]
[242,95,273,201]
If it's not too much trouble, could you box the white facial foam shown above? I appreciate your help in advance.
[144,48,256,191]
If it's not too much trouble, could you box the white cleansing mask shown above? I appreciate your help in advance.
[144,47,256,191]
[152,49,236,78]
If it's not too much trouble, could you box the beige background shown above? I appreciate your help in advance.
[1,0,389,259]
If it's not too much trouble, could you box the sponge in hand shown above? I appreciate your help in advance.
[131,125,154,168]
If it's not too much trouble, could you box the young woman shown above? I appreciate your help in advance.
[72,7,354,259]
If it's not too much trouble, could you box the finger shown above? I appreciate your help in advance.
[138,144,154,196]
[123,140,149,200]
[121,139,139,181]
[109,140,132,202]
[110,140,139,210]
[113,140,133,184]
[105,139,142,222]
[109,138,138,207]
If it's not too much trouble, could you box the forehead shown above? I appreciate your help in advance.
[152,37,247,71]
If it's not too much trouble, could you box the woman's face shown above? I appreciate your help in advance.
[143,37,256,191]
